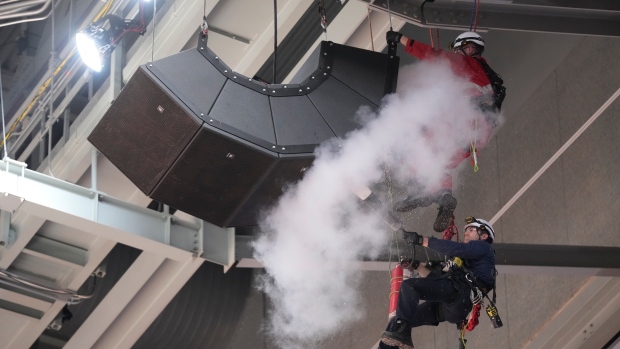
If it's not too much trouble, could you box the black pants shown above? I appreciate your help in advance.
[379,273,472,349]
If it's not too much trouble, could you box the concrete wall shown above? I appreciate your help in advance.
[437,35,619,349]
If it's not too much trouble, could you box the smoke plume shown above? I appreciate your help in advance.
[252,58,497,348]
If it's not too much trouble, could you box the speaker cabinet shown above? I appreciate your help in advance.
[89,35,399,227]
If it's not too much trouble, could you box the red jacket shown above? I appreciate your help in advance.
[403,39,493,98]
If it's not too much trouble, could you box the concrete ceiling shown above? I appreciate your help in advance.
[0,0,619,348]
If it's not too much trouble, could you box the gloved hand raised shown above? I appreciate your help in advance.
[402,230,424,246]
[386,30,403,44]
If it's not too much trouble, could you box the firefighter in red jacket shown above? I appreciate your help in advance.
[385,30,506,233]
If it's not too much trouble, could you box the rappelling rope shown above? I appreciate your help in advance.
[384,165,401,277]
[429,28,434,48]
[469,0,479,31]
[367,8,374,51]
[470,117,479,172]
[460,326,468,348]
[428,28,441,49]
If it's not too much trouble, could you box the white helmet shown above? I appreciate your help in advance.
[464,216,495,243]
[451,31,485,53]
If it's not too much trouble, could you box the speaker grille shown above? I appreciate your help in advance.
[88,68,202,195]
[151,125,277,226]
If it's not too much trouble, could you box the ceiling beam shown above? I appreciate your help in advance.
[90,257,204,349]
[283,0,372,83]
[366,0,620,37]
[6,237,116,349]
[63,252,167,349]
[0,160,204,262]
[234,236,620,275]
[233,0,313,77]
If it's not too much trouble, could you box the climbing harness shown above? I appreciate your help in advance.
[442,256,502,349]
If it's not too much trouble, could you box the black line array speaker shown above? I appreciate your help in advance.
[89,34,400,227]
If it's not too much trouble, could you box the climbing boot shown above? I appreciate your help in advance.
[433,192,457,232]
[393,195,433,213]
[381,319,414,349]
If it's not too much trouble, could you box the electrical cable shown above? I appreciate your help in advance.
[0,268,95,304]
[110,1,146,46]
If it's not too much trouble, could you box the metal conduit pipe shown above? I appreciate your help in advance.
[0,6,43,16]
[0,0,47,12]
[0,0,35,5]
[0,12,50,28]
[0,0,50,20]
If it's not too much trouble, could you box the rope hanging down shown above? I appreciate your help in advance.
[428,28,441,49]
[469,0,480,31]
[367,8,374,51]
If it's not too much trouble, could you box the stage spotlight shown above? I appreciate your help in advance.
[75,26,111,72]
[76,8,146,72]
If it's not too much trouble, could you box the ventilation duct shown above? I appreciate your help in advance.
[88,34,400,227]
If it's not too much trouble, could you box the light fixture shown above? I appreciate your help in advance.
[76,8,146,72]
[75,25,112,72]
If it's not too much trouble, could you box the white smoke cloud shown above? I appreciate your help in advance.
[252,58,496,348]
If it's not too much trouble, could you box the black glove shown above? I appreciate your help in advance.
[386,30,403,44]
[493,84,506,110]
[403,230,423,246]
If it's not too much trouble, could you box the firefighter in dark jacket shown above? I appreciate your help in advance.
[385,30,506,233]
[379,217,497,349]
